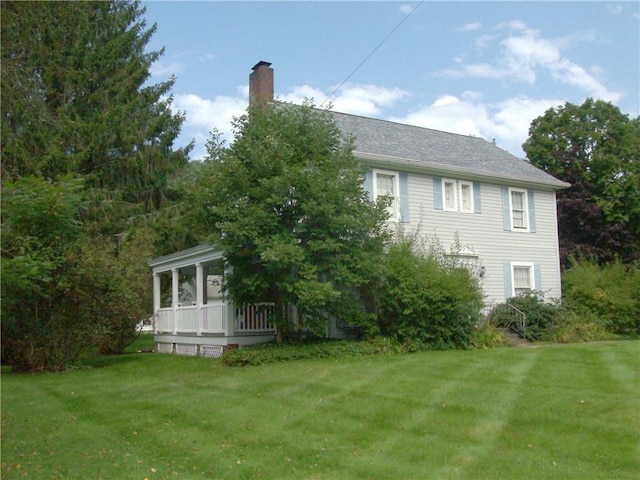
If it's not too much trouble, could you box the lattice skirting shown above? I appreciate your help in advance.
[175,343,198,356]
[156,342,174,354]
[200,345,224,358]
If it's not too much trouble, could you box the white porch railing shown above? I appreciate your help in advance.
[235,303,275,333]
[155,302,275,335]
[202,303,226,333]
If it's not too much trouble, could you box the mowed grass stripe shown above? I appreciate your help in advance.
[2,342,639,479]
[465,342,640,480]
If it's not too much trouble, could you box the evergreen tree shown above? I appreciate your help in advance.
[1,1,190,368]
[1,0,190,231]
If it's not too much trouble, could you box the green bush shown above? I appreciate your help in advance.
[562,258,640,335]
[506,293,562,341]
[470,317,509,349]
[222,337,404,366]
[375,237,484,349]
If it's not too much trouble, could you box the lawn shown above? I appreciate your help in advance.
[1,339,639,479]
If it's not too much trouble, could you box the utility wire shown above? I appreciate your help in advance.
[320,1,424,108]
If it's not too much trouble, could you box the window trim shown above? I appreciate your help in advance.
[511,262,535,297]
[509,187,530,232]
[373,169,400,221]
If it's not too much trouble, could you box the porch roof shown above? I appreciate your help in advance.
[148,244,223,273]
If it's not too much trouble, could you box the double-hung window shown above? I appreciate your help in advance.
[373,169,400,220]
[443,179,457,211]
[459,181,474,213]
[510,188,529,231]
[512,263,534,296]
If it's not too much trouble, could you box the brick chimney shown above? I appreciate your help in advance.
[249,61,274,106]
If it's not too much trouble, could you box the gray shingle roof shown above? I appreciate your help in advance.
[328,110,569,189]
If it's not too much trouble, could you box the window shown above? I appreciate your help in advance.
[443,179,457,211]
[459,181,474,213]
[510,188,529,230]
[373,169,399,220]
[437,178,477,213]
[512,263,534,296]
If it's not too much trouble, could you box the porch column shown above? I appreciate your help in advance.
[172,268,179,335]
[153,273,161,334]
[225,264,235,337]
[196,262,204,336]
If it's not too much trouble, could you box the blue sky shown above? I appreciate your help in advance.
[142,1,640,160]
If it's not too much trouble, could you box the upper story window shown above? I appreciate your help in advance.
[443,179,457,211]
[502,186,536,233]
[439,178,476,214]
[373,169,400,221]
[510,188,529,231]
[459,181,474,213]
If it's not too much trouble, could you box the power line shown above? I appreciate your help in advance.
[320,2,424,108]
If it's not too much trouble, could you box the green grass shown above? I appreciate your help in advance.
[2,339,639,479]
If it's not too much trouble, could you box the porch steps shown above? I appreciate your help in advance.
[499,328,530,347]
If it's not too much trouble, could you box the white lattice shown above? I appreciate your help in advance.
[175,343,198,356]
[200,345,224,358]
[157,342,174,354]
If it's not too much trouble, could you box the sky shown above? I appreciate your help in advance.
[142,1,640,160]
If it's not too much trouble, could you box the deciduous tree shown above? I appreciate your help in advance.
[523,98,640,267]
[187,103,390,340]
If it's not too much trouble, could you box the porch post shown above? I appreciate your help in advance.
[172,268,179,335]
[225,264,235,337]
[196,262,204,336]
[153,273,161,334]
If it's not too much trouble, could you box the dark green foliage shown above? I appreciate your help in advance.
[504,293,562,341]
[562,258,640,335]
[187,102,389,339]
[375,236,484,349]
[523,98,640,267]
[221,338,403,366]
[1,177,154,370]
[0,1,188,370]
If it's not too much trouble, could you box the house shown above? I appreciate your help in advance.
[149,61,569,356]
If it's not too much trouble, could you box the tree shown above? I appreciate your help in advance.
[523,98,640,267]
[0,1,190,368]
[187,103,390,340]
[1,0,191,233]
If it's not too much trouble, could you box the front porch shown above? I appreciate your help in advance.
[149,245,276,357]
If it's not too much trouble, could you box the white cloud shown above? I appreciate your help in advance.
[173,90,248,159]
[440,21,622,102]
[390,93,563,158]
[460,22,482,32]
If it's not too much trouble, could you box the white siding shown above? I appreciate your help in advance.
[395,172,562,304]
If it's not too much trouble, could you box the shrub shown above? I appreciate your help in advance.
[506,292,562,341]
[470,317,509,349]
[562,258,640,335]
[376,236,484,349]
[222,337,404,366]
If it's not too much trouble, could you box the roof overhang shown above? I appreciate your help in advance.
[148,244,223,273]
[355,151,571,191]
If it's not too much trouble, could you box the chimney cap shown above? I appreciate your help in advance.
[252,60,272,71]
